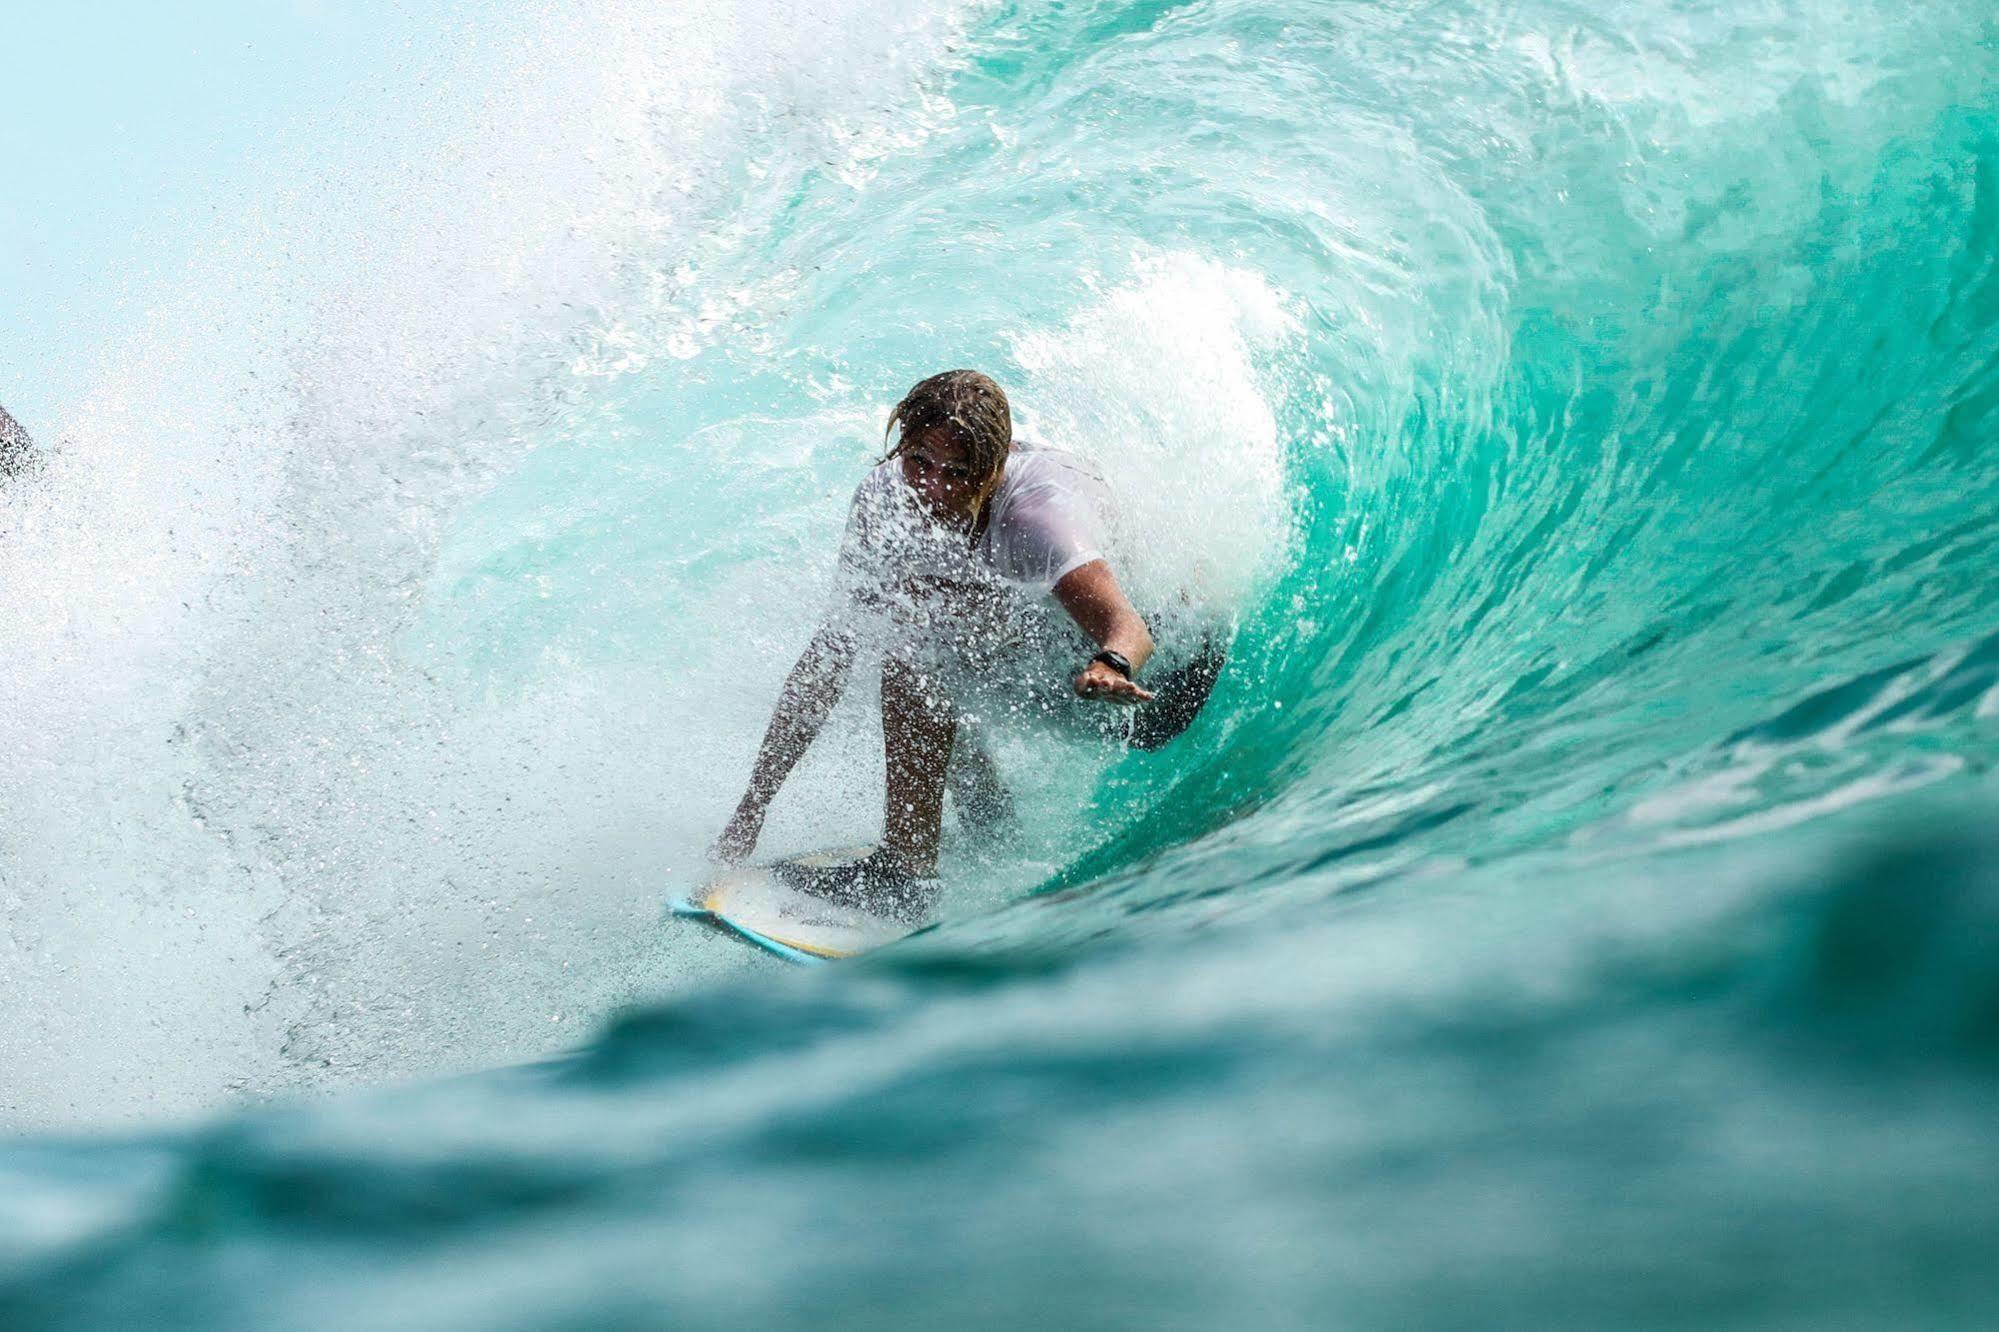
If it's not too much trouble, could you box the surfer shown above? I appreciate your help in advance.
[0,403,32,479]
[712,369,1223,922]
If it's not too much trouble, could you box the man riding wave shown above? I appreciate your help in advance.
[712,370,1222,922]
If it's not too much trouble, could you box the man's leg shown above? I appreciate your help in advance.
[947,726,1015,839]
[881,652,956,876]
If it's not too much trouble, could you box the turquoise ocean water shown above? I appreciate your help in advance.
[4,0,1999,1324]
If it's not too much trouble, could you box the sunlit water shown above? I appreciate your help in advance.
[4,0,1998,1325]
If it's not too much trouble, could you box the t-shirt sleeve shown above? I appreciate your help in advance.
[994,480,1107,591]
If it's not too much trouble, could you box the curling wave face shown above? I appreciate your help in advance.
[3,0,1999,1324]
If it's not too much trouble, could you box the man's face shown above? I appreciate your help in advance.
[900,426,990,521]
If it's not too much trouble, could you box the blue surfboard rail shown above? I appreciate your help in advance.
[670,899,830,966]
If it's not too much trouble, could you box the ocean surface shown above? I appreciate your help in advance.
[4,0,1998,1325]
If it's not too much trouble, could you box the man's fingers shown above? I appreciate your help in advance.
[1077,677,1154,703]
[1075,669,1155,703]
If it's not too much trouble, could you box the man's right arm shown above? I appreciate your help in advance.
[711,622,860,862]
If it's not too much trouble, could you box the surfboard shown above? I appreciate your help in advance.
[671,845,918,963]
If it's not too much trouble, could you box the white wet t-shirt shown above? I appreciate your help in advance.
[836,440,1116,605]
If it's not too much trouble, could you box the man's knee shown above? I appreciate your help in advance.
[882,652,955,722]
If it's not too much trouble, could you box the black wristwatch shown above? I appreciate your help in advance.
[1091,649,1134,679]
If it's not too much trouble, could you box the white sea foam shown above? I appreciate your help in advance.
[0,0,990,1131]
[1012,251,1298,620]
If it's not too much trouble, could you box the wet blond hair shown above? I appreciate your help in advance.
[883,369,1013,485]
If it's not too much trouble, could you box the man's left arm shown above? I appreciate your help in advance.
[1052,560,1156,703]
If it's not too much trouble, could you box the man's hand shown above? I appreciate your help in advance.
[1074,659,1154,704]
[1053,562,1156,705]
[711,799,766,864]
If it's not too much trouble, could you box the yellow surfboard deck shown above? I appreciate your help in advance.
[672,846,916,963]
